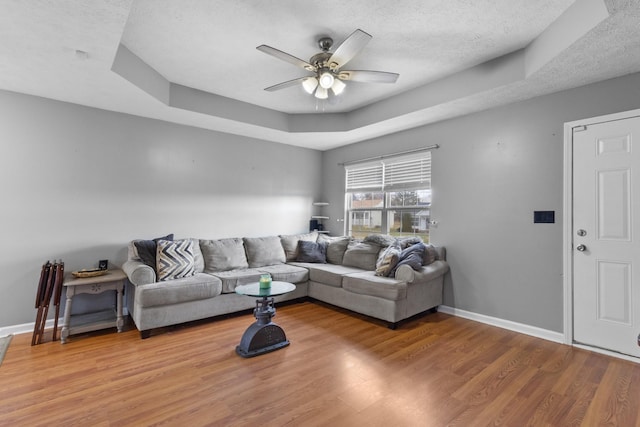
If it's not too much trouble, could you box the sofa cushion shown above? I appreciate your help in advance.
[258,264,309,284]
[200,238,248,272]
[209,268,265,293]
[133,233,174,270]
[342,271,408,301]
[156,239,197,281]
[280,231,318,261]
[317,235,350,265]
[243,236,286,268]
[375,245,401,277]
[136,273,222,308]
[296,240,326,263]
[290,262,364,288]
[342,241,382,270]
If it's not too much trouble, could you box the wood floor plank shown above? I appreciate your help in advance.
[2,301,640,426]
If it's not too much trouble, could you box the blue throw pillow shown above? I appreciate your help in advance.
[296,240,327,263]
[391,242,425,276]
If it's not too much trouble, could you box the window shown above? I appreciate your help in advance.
[345,152,432,241]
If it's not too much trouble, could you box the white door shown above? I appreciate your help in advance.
[573,115,640,357]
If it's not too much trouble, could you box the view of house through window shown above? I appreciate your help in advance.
[345,152,432,242]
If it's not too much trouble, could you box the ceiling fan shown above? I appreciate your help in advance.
[257,29,399,100]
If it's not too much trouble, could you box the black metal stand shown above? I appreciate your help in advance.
[236,296,289,358]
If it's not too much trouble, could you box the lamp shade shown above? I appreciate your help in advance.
[318,72,334,89]
[331,78,346,95]
[302,77,318,94]
[315,86,328,99]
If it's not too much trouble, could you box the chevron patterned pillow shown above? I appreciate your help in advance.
[156,239,196,281]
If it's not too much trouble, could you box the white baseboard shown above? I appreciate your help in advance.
[0,308,129,337]
[0,320,52,337]
[438,305,565,344]
[438,306,640,364]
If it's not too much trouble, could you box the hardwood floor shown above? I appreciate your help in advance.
[2,301,640,426]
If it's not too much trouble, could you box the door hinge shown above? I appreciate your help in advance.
[573,125,587,133]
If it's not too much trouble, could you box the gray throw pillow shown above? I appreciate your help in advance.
[364,234,397,247]
[243,236,286,268]
[296,240,327,263]
[318,235,351,264]
[397,236,423,249]
[423,244,438,266]
[133,233,174,271]
[200,238,248,272]
[342,240,381,270]
[280,231,318,261]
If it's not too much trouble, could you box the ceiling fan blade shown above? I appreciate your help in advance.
[338,70,399,83]
[264,77,307,92]
[257,45,316,71]
[327,29,372,70]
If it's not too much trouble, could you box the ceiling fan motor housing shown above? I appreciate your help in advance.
[310,52,332,68]
[318,37,333,52]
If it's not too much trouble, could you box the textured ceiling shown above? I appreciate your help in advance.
[0,0,639,150]
[121,0,574,114]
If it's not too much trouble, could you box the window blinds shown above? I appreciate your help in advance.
[345,152,431,191]
[345,163,383,191]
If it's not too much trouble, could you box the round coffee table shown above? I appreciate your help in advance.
[234,281,296,358]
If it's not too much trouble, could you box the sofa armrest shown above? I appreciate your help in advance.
[394,260,449,284]
[123,260,156,285]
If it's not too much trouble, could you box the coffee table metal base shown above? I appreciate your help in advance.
[236,296,289,358]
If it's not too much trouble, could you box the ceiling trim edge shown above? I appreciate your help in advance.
[110,1,611,148]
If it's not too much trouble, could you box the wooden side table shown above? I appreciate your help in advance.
[60,269,126,344]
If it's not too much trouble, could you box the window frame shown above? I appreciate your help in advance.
[344,152,432,240]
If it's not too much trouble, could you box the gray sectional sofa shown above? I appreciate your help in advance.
[123,232,449,338]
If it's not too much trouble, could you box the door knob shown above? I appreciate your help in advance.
[576,244,587,252]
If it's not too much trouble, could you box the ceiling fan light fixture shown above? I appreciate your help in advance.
[315,86,328,99]
[331,78,346,96]
[302,77,319,94]
[258,29,399,104]
[318,72,334,89]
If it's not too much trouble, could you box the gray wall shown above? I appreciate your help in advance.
[322,72,640,333]
[0,90,322,328]
[5,72,640,333]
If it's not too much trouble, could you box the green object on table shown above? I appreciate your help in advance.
[259,274,272,289]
